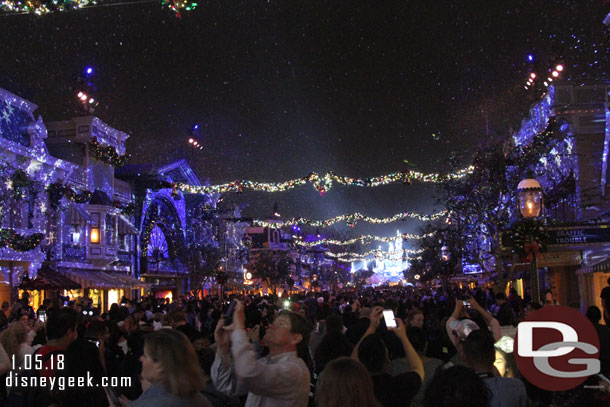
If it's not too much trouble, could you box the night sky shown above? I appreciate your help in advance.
[1,1,608,252]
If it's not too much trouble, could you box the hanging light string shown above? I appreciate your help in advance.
[174,166,474,196]
[324,247,424,259]
[253,209,447,229]
[338,255,423,263]
[0,0,195,17]
[292,232,435,247]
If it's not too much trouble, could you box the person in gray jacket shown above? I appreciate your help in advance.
[212,300,311,407]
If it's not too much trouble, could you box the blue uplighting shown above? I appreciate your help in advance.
[85,67,94,76]
[527,54,534,62]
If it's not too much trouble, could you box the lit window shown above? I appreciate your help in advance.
[90,227,100,244]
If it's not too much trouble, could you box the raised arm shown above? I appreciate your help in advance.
[468,297,501,341]
[227,301,309,398]
[210,317,236,395]
[445,299,464,350]
[390,319,424,381]
[351,306,382,360]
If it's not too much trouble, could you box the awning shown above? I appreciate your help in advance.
[118,214,138,235]
[593,257,610,273]
[106,272,150,288]
[61,270,147,289]
[20,263,81,290]
[224,281,256,291]
[68,203,92,225]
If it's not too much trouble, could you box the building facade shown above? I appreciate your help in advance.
[497,83,610,311]
[0,87,77,305]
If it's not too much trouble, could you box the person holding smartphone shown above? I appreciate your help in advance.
[211,300,312,407]
[352,306,424,407]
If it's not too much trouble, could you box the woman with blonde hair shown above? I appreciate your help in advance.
[316,357,381,407]
[109,329,210,407]
[0,322,32,370]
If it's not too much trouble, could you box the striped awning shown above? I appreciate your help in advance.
[21,263,81,290]
[61,270,149,289]
[109,272,150,289]
[593,257,610,273]
[575,257,610,274]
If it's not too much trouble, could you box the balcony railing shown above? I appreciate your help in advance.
[62,244,86,261]
[113,179,132,200]
[67,171,87,188]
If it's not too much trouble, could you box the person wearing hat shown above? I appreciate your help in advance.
[446,297,501,356]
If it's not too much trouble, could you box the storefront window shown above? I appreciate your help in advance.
[90,288,103,309]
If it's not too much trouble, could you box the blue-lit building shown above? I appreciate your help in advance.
[0,87,248,308]
[116,159,216,300]
[43,116,145,309]
[0,87,77,305]
[489,83,610,311]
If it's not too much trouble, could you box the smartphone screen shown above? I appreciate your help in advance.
[224,301,236,326]
[38,311,46,323]
[383,309,397,328]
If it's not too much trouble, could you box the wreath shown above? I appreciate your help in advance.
[508,218,549,262]
[89,137,129,167]
[0,229,44,252]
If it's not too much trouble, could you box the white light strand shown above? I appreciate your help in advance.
[292,232,434,247]
[253,210,447,228]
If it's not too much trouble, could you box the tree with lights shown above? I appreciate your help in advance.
[252,250,292,295]
[406,221,461,289]
[182,201,224,297]
[428,117,577,292]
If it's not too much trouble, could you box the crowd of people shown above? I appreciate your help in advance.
[0,281,606,407]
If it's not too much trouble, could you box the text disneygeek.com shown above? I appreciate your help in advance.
[6,372,132,392]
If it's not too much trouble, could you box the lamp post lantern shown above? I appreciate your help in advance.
[517,177,544,304]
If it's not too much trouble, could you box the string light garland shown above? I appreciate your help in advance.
[338,255,423,263]
[46,182,92,210]
[174,167,474,196]
[0,0,90,15]
[115,201,136,216]
[253,210,447,229]
[160,0,198,18]
[1,0,195,17]
[141,217,159,254]
[0,228,44,251]
[9,169,34,200]
[89,137,129,167]
[292,232,435,247]
[324,247,424,259]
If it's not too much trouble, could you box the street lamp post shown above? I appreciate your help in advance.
[440,244,450,289]
[517,177,544,304]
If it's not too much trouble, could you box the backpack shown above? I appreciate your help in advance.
[5,349,62,407]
